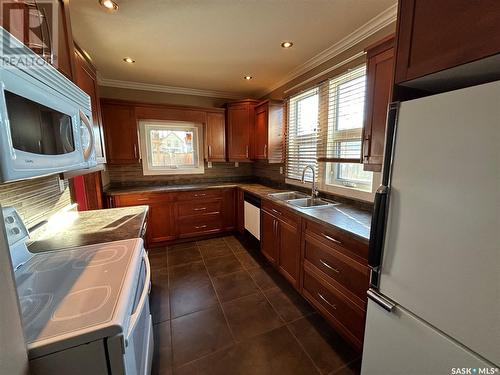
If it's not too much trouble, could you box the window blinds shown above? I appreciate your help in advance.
[285,65,366,182]
[285,86,319,182]
[318,65,366,163]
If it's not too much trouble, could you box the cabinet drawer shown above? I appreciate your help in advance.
[176,189,223,201]
[177,200,222,218]
[113,192,171,206]
[178,214,223,238]
[303,270,365,346]
[305,220,368,263]
[262,199,300,228]
[304,233,369,306]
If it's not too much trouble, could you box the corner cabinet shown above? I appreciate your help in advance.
[205,111,226,162]
[394,0,500,84]
[362,35,394,172]
[254,100,284,163]
[101,101,140,165]
[226,99,259,162]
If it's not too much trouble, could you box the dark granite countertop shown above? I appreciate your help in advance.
[105,183,372,243]
[28,206,149,252]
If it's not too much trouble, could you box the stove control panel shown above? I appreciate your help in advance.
[2,207,29,246]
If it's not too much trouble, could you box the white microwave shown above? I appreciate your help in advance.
[0,28,96,183]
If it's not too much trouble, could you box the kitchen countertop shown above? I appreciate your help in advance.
[106,183,372,243]
[28,206,149,252]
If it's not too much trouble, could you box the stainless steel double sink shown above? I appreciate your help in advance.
[268,191,339,209]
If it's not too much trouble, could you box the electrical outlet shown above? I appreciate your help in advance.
[235,162,239,168]
[58,178,65,193]
[207,161,213,168]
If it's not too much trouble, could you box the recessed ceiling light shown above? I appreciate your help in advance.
[281,41,294,48]
[99,0,118,11]
[123,57,135,64]
[243,76,253,80]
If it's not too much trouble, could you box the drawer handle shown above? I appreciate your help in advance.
[319,259,341,274]
[194,193,206,197]
[322,233,342,245]
[193,207,207,211]
[318,292,337,310]
[136,198,149,202]
[271,208,282,216]
[195,225,207,229]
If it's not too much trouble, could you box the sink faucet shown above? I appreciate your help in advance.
[301,165,318,200]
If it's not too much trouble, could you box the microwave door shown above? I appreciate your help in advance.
[59,116,74,154]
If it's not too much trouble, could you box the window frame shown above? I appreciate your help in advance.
[138,120,205,176]
[285,64,379,202]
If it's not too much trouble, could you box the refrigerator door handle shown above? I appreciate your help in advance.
[368,186,389,274]
[367,289,395,312]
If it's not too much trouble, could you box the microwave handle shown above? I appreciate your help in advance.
[125,252,151,346]
[79,110,95,161]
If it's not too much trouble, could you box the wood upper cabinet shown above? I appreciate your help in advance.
[74,45,106,164]
[1,0,76,79]
[205,111,226,162]
[101,101,139,164]
[226,99,259,161]
[254,100,284,163]
[362,36,394,172]
[394,0,500,84]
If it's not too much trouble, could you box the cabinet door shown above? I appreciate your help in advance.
[101,103,139,164]
[205,112,226,161]
[222,188,236,230]
[74,50,106,163]
[56,0,76,80]
[227,103,254,161]
[395,0,500,83]
[362,38,394,172]
[261,210,278,265]
[278,219,301,287]
[148,202,176,245]
[254,104,268,160]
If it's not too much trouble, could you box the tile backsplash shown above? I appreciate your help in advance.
[107,162,254,187]
[0,175,71,229]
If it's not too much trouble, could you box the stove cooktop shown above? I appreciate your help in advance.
[14,238,144,358]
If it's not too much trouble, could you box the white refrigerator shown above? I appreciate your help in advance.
[361,80,500,374]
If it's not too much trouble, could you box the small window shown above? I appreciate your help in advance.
[138,121,204,175]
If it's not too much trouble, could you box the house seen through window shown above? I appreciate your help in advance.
[139,121,204,175]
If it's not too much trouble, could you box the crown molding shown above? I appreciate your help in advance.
[261,3,398,97]
[97,77,246,100]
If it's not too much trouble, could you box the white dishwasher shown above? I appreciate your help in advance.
[243,192,261,241]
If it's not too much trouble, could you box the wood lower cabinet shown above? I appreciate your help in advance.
[394,0,500,84]
[254,100,284,163]
[261,200,301,287]
[111,193,176,245]
[110,188,236,246]
[301,218,369,350]
[205,112,226,162]
[261,209,278,265]
[101,102,139,164]
[362,36,394,172]
[226,100,259,161]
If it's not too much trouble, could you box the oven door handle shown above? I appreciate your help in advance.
[126,253,151,346]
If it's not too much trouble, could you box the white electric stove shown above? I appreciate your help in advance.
[3,207,153,375]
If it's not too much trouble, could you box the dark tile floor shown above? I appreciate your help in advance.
[148,235,362,375]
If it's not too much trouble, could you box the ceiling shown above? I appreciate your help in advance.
[70,0,396,98]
